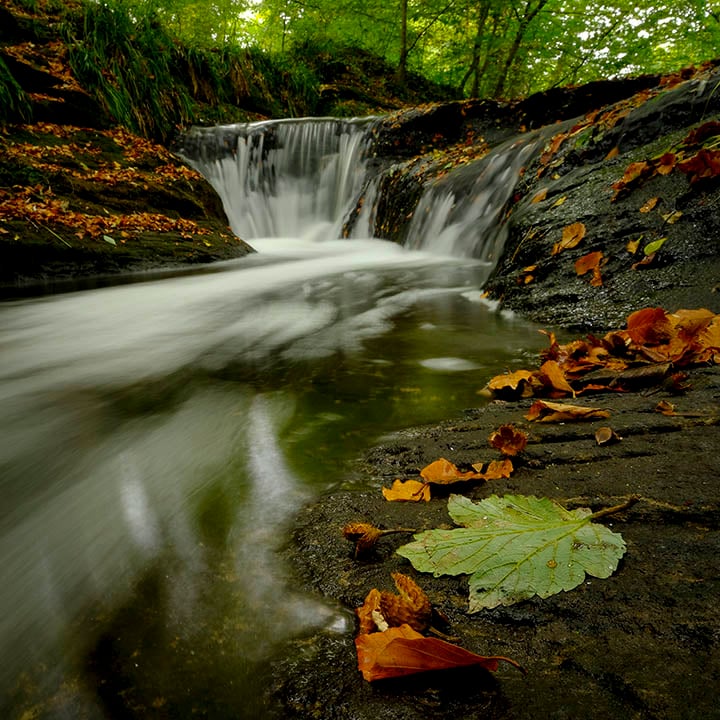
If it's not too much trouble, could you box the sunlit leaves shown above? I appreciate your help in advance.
[397,494,627,611]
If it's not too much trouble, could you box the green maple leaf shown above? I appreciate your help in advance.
[397,494,627,612]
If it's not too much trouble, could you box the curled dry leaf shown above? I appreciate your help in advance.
[420,457,484,484]
[484,369,535,399]
[355,624,524,682]
[595,426,622,446]
[382,479,431,503]
[655,400,676,416]
[488,424,528,456]
[343,522,416,557]
[470,458,514,479]
[357,573,432,635]
[525,400,611,423]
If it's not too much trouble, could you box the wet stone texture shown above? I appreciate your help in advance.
[269,366,720,719]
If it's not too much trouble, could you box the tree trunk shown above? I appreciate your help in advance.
[397,0,408,86]
[493,0,547,98]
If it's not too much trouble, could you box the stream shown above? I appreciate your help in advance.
[0,118,546,717]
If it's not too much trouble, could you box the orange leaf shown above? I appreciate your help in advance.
[525,400,610,423]
[537,359,576,396]
[382,479,431,502]
[488,424,528,456]
[574,251,604,286]
[420,458,483,484]
[552,221,586,255]
[530,188,548,203]
[355,624,523,681]
[655,153,676,176]
[471,458,514,479]
[624,307,672,345]
[485,369,535,399]
[639,197,659,213]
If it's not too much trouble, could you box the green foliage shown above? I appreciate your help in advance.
[397,494,626,611]
[61,0,195,141]
[0,57,32,124]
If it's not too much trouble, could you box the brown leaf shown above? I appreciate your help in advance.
[420,458,484,484]
[595,426,622,445]
[537,359,577,396]
[380,573,432,633]
[655,400,677,416]
[639,197,659,213]
[530,188,548,203]
[488,424,528,456]
[525,400,611,423]
[485,369,535,399]
[355,624,523,681]
[574,251,605,286]
[552,221,586,255]
[382,479,431,503]
[471,458,514,479]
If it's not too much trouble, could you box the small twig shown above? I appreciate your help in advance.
[589,495,640,521]
[40,222,71,247]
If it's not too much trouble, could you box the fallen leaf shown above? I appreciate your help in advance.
[420,458,484,484]
[530,188,548,203]
[537,359,577,396]
[626,238,641,254]
[382,479,432,503]
[661,210,682,225]
[525,400,610,422]
[355,624,523,681]
[357,573,432,636]
[574,251,604,286]
[343,522,417,556]
[655,400,676,416]
[484,369,535,399]
[488,424,528,456]
[470,458,514,479]
[595,426,622,445]
[552,221,586,255]
[552,195,567,208]
[397,494,628,611]
[639,197,659,213]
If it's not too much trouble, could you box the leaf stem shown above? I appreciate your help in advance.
[588,495,640,521]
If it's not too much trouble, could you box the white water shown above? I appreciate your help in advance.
[0,117,543,717]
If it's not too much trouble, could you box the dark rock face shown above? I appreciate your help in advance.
[484,62,720,329]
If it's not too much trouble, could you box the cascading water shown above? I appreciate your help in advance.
[178,115,543,266]
[179,117,378,241]
[1,112,549,719]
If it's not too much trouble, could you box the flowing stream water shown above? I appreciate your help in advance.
[0,117,547,717]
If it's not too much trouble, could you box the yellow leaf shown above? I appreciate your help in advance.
[552,195,567,208]
[552,221,586,255]
[382,479,431,502]
[639,197,659,213]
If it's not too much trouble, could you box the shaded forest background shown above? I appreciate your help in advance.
[1,0,719,143]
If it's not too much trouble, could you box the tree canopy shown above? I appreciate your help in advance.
[140,0,720,98]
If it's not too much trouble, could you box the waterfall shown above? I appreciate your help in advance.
[179,115,541,261]
[178,117,377,241]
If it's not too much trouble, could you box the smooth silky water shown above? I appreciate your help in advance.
[0,119,546,717]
